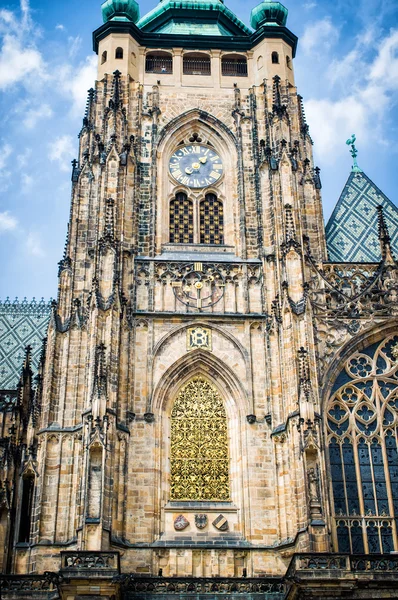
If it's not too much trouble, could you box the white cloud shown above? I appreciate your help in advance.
[301,18,340,56]
[26,231,45,257]
[304,28,398,161]
[21,173,34,193]
[0,211,18,233]
[0,34,44,89]
[0,1,45,90]
[17,148,32,169]
[57,55,97,117]
[0,143,12,170]
[56,24,65,31]
[369,30,398,88]
[68,35,82,59]
[23,104,53,129]
[305,97,368,159]
[48,135,75,171]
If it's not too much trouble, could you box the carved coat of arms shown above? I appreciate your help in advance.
[174,514,189,531]
[212,514,229,531]
[195,514,208,529]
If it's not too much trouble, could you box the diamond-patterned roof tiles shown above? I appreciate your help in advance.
[0,298,51,391]
[325,171,398,263]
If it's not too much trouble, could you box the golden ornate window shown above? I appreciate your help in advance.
[327,335,398,554]
[170,377,230,501]
[169,193,193,243]
[200,194,224,245]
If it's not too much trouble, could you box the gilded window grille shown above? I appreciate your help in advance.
[170,377,230,501]
[200,194,224,245]
[169,193,193,244]
[327,335,398,554]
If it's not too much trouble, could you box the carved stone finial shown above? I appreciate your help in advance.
[272,75,286,118]
[377,204,395,264]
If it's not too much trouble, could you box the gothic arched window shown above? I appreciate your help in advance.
[327,335,398,553]
[272,51,279,64]
[169,193,193,243]
[170,377,230,501]
[200,194,224,245]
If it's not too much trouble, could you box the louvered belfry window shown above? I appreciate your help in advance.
[327,335,398,554]
[169,193,193,243]
[200,194,224,245]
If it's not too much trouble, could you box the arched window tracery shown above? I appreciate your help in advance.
[200,194,224,245]
[327,335,398,553]
[169,193,193,243]
[170,377,230,501]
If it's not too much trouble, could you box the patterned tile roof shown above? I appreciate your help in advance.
[0,298,52,391]
[325,171,398,263]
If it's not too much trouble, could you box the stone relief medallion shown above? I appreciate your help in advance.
[187,326,212,351]
[174,515,189,531]
[212,514,229,531]
[195,514,208,529]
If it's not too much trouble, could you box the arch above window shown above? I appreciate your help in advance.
[327,334,398,554]
[146,51,173,74]
[183,53,211,76]
[200,194,224,245]
[170,377,230,501]
[115,47,123,60]
[169,193,193,244]
[221,54,247,77]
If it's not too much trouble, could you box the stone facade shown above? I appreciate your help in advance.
[0,0,398,598]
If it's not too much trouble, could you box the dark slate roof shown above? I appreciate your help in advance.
[0,298,51,391]
[325,170,398,263]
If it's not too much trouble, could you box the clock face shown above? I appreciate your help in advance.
[169,145,223,189]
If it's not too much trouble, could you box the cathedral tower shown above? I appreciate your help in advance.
[1,0,398,598]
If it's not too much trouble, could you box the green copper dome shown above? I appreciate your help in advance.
[250,0,288,29]
[102,0,140,23]
[137,0,252,36]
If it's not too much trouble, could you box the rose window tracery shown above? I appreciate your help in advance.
[327,335,398,553]
[170,377,230,501]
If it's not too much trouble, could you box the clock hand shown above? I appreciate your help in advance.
[199,157,207,164]
[185,167,193,174]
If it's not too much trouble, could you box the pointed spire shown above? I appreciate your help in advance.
[314,166,322,190]
[94,343,107,398]
[272,75,286,117]
[297,95,309,137]
[377,204,395,263]
[105,198,115,241]
[346,134,362,173]
[83,88,95,128]
[298,346,311,401]
[109,70,122,110]
[284,204,296,247]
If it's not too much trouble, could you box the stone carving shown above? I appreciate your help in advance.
[308,468,320,503]
[195,514,208,529]
[187,326,212,350]
[174,515,189,531]
[212,514,229,531]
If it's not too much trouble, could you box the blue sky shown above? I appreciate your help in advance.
[0,0,397,300]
